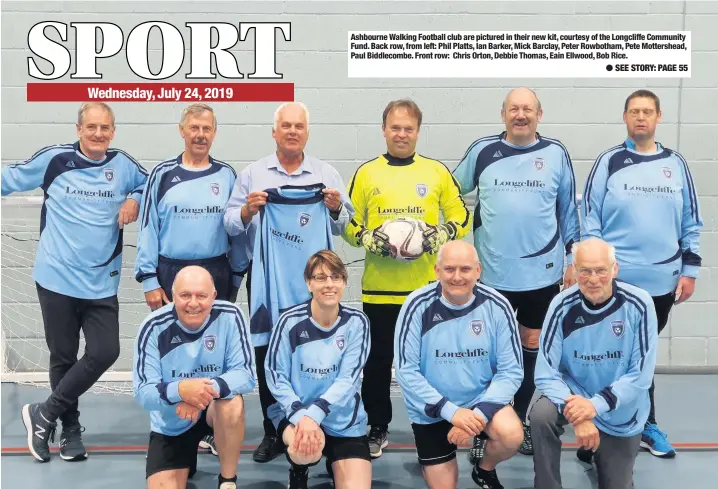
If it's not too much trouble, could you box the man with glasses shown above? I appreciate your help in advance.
[581,89,703,459]
[531,238,658,489]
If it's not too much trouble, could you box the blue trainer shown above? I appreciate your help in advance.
[640,423,676,458]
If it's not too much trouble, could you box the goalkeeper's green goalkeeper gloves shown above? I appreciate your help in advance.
[422,222,458,254]
[359,227,392,257]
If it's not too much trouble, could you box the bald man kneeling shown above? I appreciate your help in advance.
[394,241,524,489]
[133,266,256,489]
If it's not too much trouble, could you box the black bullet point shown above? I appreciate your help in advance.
[606,65,613,71]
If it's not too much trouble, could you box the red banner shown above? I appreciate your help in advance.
[26,83,294,102]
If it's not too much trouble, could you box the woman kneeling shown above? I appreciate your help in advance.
[265,250,372,489]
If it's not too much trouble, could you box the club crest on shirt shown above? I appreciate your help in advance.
[298,212,311,227]
[203,334,216,352]
[534,158,544,170]
[662,167,672,179]
[335,334,345,351]
[104,168,114,182]
[611,320,625,338]
[416,184,428,197]
[210,183,220,195]
[470,320,484,336]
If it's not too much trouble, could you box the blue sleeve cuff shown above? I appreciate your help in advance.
[305,403,328,425]
[590,395,610,416]
[472,408,488,424]
[288,408,307,426]
[167,381,182,404]
[439,401,460,423]
[681,265,700,279]
[143,277,161,293]
[128,193,142,204]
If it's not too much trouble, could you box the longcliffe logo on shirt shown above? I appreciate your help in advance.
[377,205,425,215]
[171,363,221,378]
[65,186,115,198]
[270,227,304,246]
[493,179,546,188]
[435,348,488,358]
[300,363,339,379]
[573,350,624,362]
[623,184,676,194]
[173,205,224,214]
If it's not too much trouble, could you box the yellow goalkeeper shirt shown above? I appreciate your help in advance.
[344,152,471,304]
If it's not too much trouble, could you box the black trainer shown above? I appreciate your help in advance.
[471,466,505,489]
[21,403,56,463]
[468,432,488,466]
[367,425,389,458]
[576,446,594,464]
[200,434,218,456]
[288,466,309,489]
[59,424,88,461]
[253,434,285,463]
[518,422,533,455]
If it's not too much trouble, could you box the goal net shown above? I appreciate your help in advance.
[0,195,366,395]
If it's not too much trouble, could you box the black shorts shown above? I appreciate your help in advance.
[277,419,371,465]
[157,254,233,301]
[493,282,561,330]
[412,420,487,466]
[652,292,674,335]
[145,411,211,479]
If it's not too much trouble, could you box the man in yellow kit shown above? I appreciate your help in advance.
[343,99,471,458]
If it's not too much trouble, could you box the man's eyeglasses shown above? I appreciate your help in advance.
[311,274,344,283]
[577,267,610,279]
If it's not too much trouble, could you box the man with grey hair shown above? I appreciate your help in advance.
[531,237,658,489]
[223,101,353,463]
[4,102,147,463]
[135,103,241,310]
[395,240,523,489]
[453,87,580,460]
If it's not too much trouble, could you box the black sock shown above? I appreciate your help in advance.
[219,474,237,484]
[514,347,538,422]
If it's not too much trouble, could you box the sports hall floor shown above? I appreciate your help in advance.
[2,375,717,489]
